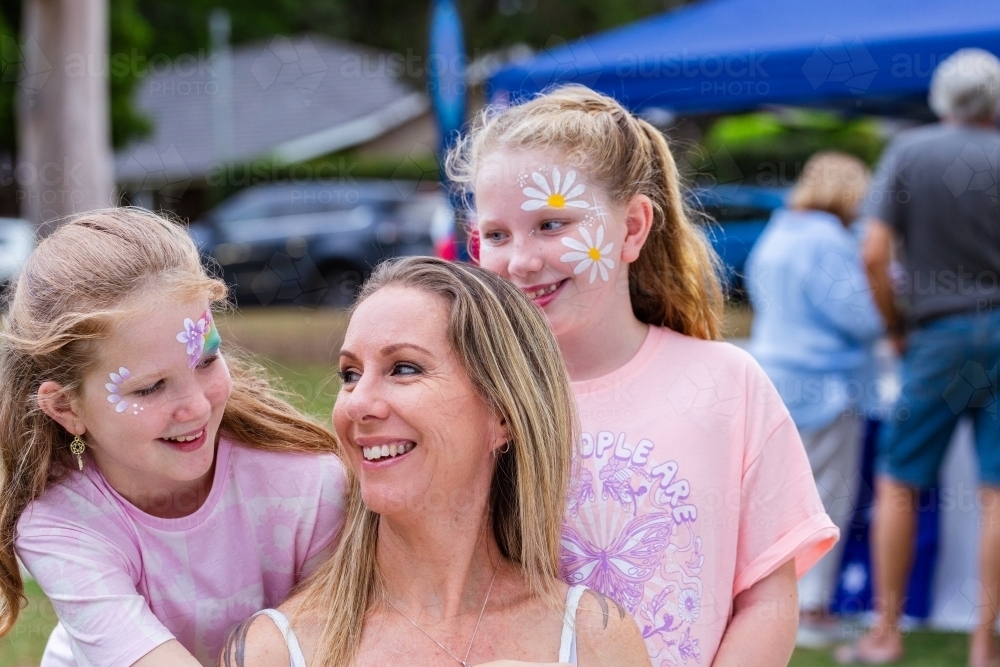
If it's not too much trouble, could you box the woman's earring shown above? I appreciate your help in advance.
[499,441,512,454]
[70,435,86,471]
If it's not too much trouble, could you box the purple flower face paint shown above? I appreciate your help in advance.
[176,309,221,369]
[106,367,132,413]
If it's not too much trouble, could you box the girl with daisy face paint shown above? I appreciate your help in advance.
[0,209,346,667]
[448,85,839,667]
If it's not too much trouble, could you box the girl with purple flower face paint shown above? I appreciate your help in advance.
[0,209,346,667]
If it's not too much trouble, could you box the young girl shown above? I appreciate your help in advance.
[448,85,839,666]
[0,209,346,667]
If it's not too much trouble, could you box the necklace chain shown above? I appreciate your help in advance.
[386,560,500,667]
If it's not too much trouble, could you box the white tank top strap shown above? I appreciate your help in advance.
[252,609,308,667]
[558,584,589,665]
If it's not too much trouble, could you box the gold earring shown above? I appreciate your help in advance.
[69,435,86,471]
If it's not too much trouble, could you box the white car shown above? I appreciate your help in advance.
[0,218,35,286]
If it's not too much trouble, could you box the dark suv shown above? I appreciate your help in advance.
[190,181,449,307]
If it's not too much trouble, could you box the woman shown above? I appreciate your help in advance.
[745,151,884,643]
[221,256,650,667]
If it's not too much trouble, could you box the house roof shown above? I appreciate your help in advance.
[116,35,428,187]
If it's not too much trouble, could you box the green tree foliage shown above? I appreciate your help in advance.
[687,110,886,186]
[110,0,154,147]
[0,0,684,158]
[134,0,682,81]
[0,8,18,155]
[0,0,152,154]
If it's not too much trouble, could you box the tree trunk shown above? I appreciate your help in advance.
[17,0,114,232]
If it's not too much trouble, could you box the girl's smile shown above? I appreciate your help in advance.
[474,150,632,340]
[73,295,232,511]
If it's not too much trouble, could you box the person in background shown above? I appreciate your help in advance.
[745,151,884,646]
[836,48,1000,666]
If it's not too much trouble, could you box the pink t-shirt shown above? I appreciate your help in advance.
[561,327,837,666]
[16,436,347,667]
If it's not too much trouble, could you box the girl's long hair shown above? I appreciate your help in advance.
[292,257,576,667]
[447,84,724,340]
[0,208,338,637]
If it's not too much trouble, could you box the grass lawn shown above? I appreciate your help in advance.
[791,632,970,666]
[0,307,972,664]
[1,580,57,667]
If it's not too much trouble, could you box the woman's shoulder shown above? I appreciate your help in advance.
[219,609,297,667]
[573,588,651,667]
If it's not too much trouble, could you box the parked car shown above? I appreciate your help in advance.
[0,217,35,291]
[189,181,450,307]
[688,184,788,294]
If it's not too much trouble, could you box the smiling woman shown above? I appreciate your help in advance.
[221,257,652,667]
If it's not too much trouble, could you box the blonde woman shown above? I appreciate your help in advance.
[745,152,884,642]
[222,257,650,667]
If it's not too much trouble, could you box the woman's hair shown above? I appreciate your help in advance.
[447,84,724,340]
[929,48,1000,123]
[292,256,575,667]
[0,208,338,637]
[788,151,870,224]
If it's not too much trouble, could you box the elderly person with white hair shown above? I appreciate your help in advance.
[835,48,1000,666]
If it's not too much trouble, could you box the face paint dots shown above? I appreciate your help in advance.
[521,167,590,211]
[560,224,616,283]
[177,309,221,369]
[106,368,131,413]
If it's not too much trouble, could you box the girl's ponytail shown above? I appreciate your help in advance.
[448,85,724,340]
[630,119,723,340]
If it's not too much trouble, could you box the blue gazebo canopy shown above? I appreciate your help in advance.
[489,0,1000,117]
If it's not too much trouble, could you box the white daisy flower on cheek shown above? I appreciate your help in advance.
[521,167,590,211]
[560,224,615,283]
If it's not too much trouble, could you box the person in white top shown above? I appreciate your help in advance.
[221,257,651,667]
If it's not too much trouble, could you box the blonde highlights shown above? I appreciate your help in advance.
[0,208,338,638]
[294,256,576,667]
[447,84,724,340]
[788,151,870,224]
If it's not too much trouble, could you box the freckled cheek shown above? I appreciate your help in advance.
[205,367,233,412]
[477,246,507,275]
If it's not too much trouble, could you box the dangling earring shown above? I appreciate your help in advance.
[496,441,512,457]
[69,435,86,471]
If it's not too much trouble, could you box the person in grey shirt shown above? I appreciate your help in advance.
[837,49,1000,666]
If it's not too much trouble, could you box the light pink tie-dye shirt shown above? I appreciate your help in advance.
[16,436,347,666]
[561,327,838,666]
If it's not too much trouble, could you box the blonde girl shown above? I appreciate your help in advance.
[449,85,839,667]
[0,209,346,667]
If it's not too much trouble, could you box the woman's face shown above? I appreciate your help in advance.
[474,149,631,340]
[74,296,232,510]
[334,286,506,519]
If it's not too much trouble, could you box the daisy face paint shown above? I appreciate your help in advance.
[561,223,615,283]
[475,151,629,340]
[521,167,590,211]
